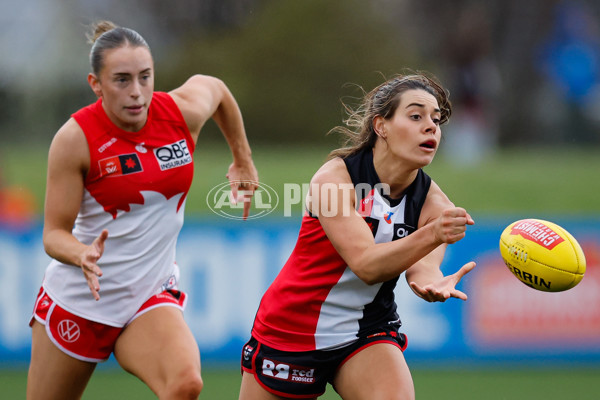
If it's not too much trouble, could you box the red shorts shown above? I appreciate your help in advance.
[30,287,187,362]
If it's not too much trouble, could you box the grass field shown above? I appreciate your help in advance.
[3,364,600,399]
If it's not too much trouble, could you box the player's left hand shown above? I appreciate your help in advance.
[226,161,259,220]
[80,229,109,301]
[409,261,476,302]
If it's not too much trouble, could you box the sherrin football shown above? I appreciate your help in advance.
[499,219,586,292]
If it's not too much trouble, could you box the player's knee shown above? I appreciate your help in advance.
[179,372,203,398]
[164,370,203,399]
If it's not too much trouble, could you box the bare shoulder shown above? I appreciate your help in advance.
[307,157,353,213]
[310,157,351,185]
[169,74,226,114]
[48,118,89,171]
[169,74,225,137]
[419,179,454,226]
[51,118,87,150]
[170,74,223,100]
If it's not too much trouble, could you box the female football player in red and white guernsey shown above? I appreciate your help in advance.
[27,21,257,400]
[239,73,476,400]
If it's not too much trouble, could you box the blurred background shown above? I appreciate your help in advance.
[1,0,600,398]
[2,0,600,148]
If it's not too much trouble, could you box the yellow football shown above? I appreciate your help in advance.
[499,219,586,292]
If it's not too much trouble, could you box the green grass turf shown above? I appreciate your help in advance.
[1,143,599,218]
[3,365,600,399]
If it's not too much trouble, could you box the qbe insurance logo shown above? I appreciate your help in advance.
[206,180,279,220]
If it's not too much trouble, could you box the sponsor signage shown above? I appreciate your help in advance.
[0,218,599,365]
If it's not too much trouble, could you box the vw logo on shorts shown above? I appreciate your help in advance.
[57,319,81,343]
[206,180,279,220]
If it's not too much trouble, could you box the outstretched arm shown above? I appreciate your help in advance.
[170,75,258,219]
[404,182,476,302]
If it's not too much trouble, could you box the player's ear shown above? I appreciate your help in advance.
[373,115,387,139]
[87,73,102,98]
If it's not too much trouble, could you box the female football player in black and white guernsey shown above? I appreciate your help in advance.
[239,72,476,400]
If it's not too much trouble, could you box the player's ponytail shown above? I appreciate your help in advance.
[86,20,118,45]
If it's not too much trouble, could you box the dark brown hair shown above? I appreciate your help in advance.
[86,20,151,75]
[328,72,451,159]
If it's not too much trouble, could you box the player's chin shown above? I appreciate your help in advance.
[414,153,436,168]
[120,114,147,130]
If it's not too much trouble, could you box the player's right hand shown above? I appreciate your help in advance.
[433,207,474,244]
[80,229,108,301]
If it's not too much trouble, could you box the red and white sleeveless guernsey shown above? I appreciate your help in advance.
[42,92,195,327]
[252,149,431,351]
